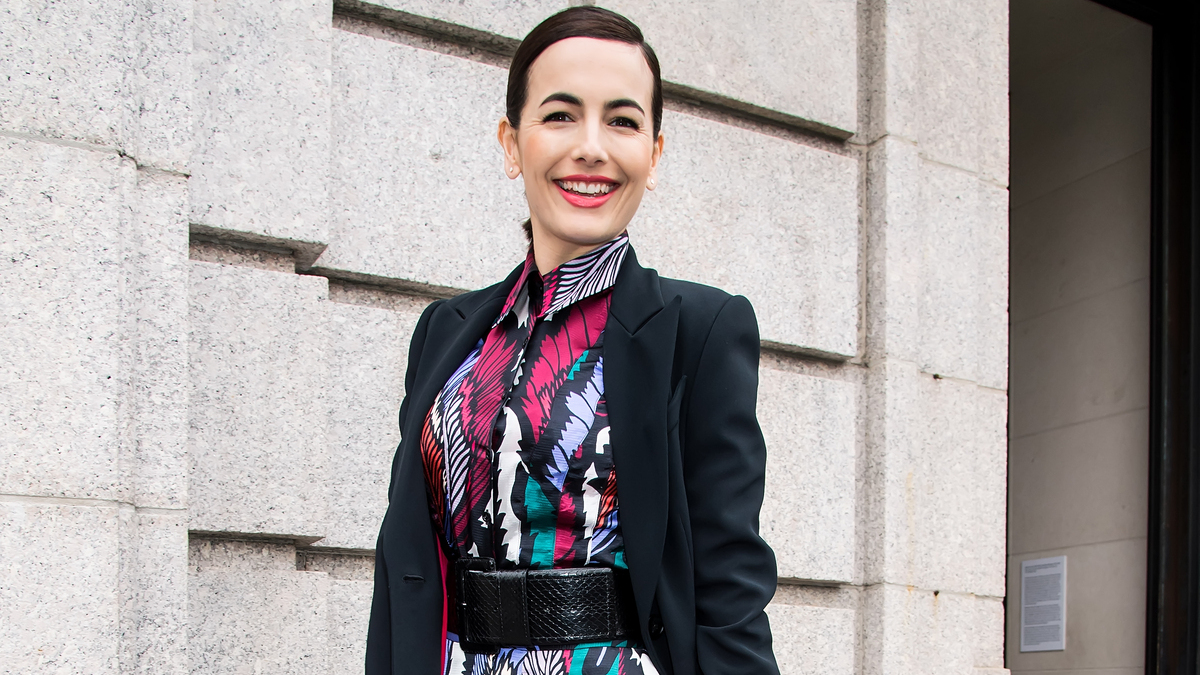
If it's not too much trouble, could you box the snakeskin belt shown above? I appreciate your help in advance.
[453,557,641,650]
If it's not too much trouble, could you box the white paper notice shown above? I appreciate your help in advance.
[1021,555,1067,652]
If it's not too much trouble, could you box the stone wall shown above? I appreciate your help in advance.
[0,1,1008,674]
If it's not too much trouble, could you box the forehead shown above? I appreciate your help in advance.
[526,37,654,105]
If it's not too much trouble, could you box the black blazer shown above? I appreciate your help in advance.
[366,248,779,675]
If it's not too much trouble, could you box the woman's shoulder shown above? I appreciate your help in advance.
[656,274,758,337]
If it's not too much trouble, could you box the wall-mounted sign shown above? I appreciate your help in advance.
[1021,555,1067,652]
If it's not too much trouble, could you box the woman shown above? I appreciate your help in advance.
[367,7,779,674]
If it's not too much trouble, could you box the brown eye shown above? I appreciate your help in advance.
[611,117,640,130]
[543,111,572,123]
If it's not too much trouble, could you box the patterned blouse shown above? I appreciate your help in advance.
[419,233,659,675]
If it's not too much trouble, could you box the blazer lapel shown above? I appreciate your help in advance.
[604,247,680,623]
[394,264,524,506]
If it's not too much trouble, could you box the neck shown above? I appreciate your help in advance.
[530,228,607,276]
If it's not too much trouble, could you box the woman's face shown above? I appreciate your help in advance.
[499,37,664,269]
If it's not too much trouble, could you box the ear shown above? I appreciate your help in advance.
[497,116,521,179]
[646,131,665,191]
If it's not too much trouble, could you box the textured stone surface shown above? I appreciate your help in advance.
[767,602,856,675]
[188,539,330,675]
[605,0,857,132]
[322,297,428,549]
[123,0,194,172]
[188,263,330,538]
[634,112,859,355]
[126,172,191,508]
[119,508,189,675]
[0,0,192,171]
[0,0,128,148]
[328,578,373,674]
[326,31,858,353]
[364,0,564,41]
[917,159,1008,389]
[0,138,132,500]
[863,584,1005,675]
[865,0,1008,183]
[190,0,331,242]
[865,360,1007,597]
[866,138,1008,389]
[0,501,120,674]
[367,0,857,132]
[323,29,526,292]
[758,369,856,583]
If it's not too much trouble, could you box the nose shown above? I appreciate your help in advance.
[572,117,608,166]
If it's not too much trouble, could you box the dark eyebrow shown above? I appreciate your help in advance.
[604,98,644,114]
[539,92,645,115]
[541,92,582,107]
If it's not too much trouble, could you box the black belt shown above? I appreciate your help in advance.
[453,557,640,651]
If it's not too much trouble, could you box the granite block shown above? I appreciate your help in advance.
[188,540,329,675]
[634,111,859,355]
[766,602,856,675]
[190,0,331,243]
[864,360,1007,597]
[758,369,856,583]
[865,0,1008,182]
[605,0,857,133]
[362,0,565,42]
[863,584,1005,675]
[0,138,133,500]
[0,501,120,674]
[326,32,858,353]
[328,578,373,675]
[125,171,190,509]
[864,137,923,364]
[118,508,188,675]
[124,0,194,172]
[188,262,330,539]
[322,29,527,292]
[917,160,1008,389]
[0,0,128,147]
[321,298,428,549]
[363,0,856,132]
[865,138,1008,388]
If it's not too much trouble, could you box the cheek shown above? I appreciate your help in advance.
[519,132,562,176]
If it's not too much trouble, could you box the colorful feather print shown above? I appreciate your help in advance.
[421,234,646,664]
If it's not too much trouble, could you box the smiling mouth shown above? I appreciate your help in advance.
[554,180,618,196]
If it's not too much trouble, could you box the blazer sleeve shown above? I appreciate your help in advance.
[386,298,441,503]
[683,294,780,674]
[367,298,441,675]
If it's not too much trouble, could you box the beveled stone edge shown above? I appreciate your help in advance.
[332,0,854,141]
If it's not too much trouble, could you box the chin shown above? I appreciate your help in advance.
[547,218,627,246]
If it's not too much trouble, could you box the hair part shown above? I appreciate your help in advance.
[506,7,663,242]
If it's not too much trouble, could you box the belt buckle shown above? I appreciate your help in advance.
[454,557,498,654]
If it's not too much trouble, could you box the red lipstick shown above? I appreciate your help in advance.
[554,174,620,208]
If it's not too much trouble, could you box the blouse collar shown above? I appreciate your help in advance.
[493,232,630,327]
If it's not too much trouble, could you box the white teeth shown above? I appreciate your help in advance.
[556,180,615,196]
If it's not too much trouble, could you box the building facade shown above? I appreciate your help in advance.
[0,1,1010,673]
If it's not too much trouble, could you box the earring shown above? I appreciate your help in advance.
[508,166,517,175]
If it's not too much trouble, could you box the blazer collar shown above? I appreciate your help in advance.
[608,246,667,335]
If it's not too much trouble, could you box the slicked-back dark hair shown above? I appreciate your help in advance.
[507,6,663,241]
[507,6,663,139]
